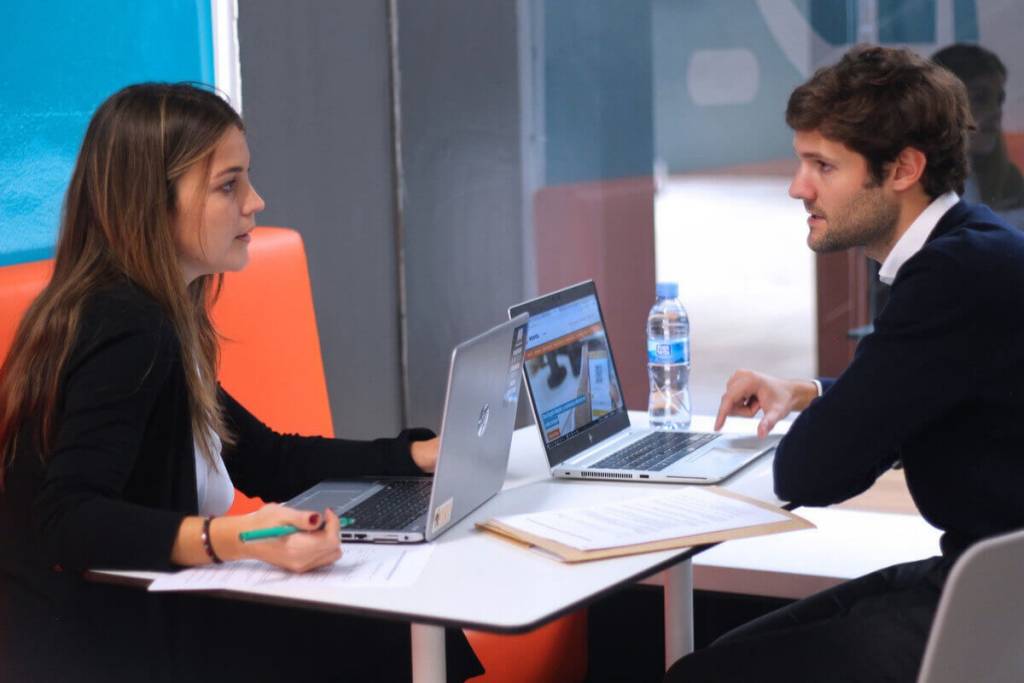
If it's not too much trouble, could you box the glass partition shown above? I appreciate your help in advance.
[529,0,1022,416]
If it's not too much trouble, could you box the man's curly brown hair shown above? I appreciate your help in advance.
[786,44,974,197]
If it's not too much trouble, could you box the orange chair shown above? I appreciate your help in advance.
[211,227,334,514]
[0,228,328,516]
[0,259,54,363]
[0,229,329,516]
[466,612,588,683]
[215,227,333,438]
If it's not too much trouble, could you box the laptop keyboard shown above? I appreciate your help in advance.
[337,479,432,530]
[593,432,720,472]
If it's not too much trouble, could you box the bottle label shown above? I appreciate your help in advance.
[647,338,689,364]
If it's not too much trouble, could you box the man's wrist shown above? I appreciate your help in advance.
[790,379,821,412]
[810,379,823,398]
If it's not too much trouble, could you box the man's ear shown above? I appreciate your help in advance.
[889,146,927,191]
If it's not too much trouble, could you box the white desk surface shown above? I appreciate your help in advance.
[690,506,941,599]
[94,413,784,633]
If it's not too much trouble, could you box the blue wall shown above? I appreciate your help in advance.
[653,0,805,174]
[0,1,214,266]
[543,0,654,186]
[653,0,982,174]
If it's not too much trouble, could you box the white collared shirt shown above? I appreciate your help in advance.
[878,191,959,285]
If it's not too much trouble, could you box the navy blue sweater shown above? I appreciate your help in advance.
[775,201,1024,557]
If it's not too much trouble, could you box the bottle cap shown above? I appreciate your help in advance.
[656,282,678,299]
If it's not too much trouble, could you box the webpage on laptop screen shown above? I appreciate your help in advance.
[524,295,625,446]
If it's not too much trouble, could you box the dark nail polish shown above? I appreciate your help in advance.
[309,513,320,526]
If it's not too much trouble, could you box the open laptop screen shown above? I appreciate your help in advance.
[519,286,626,447]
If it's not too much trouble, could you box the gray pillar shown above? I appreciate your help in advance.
[237,1,404,438]
[396,0,527,431]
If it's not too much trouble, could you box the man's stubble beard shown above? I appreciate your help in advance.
[808,184,900,254]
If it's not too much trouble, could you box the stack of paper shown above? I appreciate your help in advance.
[148,544,434,592]
[477,487,813,562]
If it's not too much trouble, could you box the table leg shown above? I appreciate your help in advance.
[411,622,447,683]
[662,558,694,670]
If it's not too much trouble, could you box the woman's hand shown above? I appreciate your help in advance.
[411,436,440,473]
[211,504,342,573]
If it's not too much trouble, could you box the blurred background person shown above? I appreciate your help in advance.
[933,43,1024,227]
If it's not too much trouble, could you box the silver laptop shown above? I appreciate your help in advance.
[288,314,528,543]
[509,281,776,484]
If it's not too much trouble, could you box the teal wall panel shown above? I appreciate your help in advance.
[879,0,936,43]
[810,0,858,46]
[953,0,979,43]
[653,0,986,174]
[0,0,214,266]
[544,0,653,185]
[653,0,805,174]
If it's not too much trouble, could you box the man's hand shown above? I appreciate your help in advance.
[410,437,439,473]
[714,370,819,438]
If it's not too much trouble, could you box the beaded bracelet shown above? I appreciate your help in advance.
[201,516,223,564]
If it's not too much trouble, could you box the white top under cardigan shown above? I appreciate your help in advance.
[194,429,235,516]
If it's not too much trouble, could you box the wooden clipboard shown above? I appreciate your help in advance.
[476,487,814,563]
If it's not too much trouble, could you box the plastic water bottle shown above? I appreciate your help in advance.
[647,282,691,430]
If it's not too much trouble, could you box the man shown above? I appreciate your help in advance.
[932,43,1024,227]
[665,45,1024,682]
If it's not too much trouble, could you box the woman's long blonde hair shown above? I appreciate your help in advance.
[0,83,243,486]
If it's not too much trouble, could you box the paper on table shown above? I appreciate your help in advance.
[148,544,433,592]
[493,487,790,551]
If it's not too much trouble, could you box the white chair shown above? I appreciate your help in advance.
[917,527,1024,683]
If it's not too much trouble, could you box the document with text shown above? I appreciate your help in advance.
[478,487,812,562]
[148,544,433,593]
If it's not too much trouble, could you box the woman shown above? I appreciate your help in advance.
[0,83,482,681]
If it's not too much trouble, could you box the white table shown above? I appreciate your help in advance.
[94,413,784,682]
[690,506,941,599]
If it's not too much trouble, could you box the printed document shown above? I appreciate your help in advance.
[148,544,433,592]
[493,487,789,551]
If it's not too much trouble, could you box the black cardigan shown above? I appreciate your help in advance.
[774,201,1024,557]
[0,282,429,678]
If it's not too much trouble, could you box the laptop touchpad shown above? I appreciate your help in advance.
[291,482,382,512]
[673,448,754,477]
[717,435,767,451]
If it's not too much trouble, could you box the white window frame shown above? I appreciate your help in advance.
[211,0,243,113]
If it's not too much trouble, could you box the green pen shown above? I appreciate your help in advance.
[238,524,299,542]
[238,517,355,543]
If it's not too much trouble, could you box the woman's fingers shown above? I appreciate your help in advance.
[242,504,342,573]
[290,508,340,572]
[278,506,324,531]
[321,508,341,540]
[251,503,325,530]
